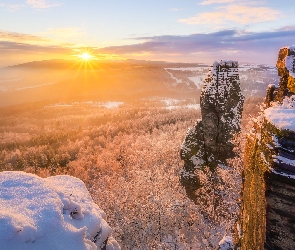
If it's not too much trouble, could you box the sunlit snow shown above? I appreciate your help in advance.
[264,96,295,131]
[0,171,120,250]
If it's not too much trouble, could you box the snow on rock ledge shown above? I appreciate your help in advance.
[0,171,120,250]
[264,95,295,131]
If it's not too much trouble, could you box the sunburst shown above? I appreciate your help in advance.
[72,49,99,76]
[79,52,93,61]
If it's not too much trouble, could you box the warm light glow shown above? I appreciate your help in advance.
[79,52,93,61]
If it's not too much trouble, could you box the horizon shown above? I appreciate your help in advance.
[1,0,295,67]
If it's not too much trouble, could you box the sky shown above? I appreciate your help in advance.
[0,0,295,67]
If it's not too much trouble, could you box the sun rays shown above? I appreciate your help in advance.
[78,52,94,61]
[70,49,101,79]
[70,48,125,80]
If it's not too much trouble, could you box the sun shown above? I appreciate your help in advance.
[79,52,93,61]
[72,49,101,73]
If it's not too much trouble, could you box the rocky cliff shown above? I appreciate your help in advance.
[180,60,244,198]
[238,46,295,250]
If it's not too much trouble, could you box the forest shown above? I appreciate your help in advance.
[0,96,262,249]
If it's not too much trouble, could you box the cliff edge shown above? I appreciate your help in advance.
[238,46,295,250]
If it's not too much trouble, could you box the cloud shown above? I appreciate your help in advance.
[95,29,295,63]
[169,8,185,12]
[1,28,295,65]
[199,0,236,5]
[0,31,84,55]
[0,30,85,49]
[0,31,49,44]
[1,1,61,11]
[0,41,70,53]
[26,0,62,9]
[199,0,266,5]
[276,25,295,32]
[0,40,74,67]
[179,5,280,25]
[0,31,87,67]
[0,4,25,12]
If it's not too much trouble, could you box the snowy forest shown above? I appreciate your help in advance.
[1,0,295,249]
[0,96,262,249]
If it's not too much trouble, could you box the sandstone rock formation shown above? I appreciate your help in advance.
[180,60,244,198]
[265,46,295,106]
[237,46,295,250]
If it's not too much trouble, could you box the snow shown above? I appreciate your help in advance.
[219,60,238,67]
[218,236,233,250]
[190,155,205,167]
[264,96,295,131]
[264,108,295,131]
[164,70,182,85]
[102,102,124,108]
[286,56,295,78]
[161,99,200,110]
[238,63,276,72]
[0,171,120,250]
[269,167,295,179]
[164,67,209,86]
[273,155,295,167]
[165,67,208,71]
[188,76,204,89]
[46,101,124,109]
[161,99,180,106]
[166,104,200,110]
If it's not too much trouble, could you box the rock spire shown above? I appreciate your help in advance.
[180,60,244,198]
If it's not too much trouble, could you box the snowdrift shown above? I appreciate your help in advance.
[0,171,120,250]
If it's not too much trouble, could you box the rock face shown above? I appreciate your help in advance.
[180,60,244,198]
[265,46,295,106]
[238,46,295,250]
[275,46,295,102]
[201,61,244,163]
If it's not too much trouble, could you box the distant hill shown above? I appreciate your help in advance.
[0,59,202,107]
[0,59,279,107]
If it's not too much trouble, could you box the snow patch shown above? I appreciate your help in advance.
[188,76,204,89]
[0,171,120,250]
[164,69,182,85]
[165,67,208,71]
[218,236,233,250]
[264,96,295,131]
[269,167,295,179]
[46,102,124,109]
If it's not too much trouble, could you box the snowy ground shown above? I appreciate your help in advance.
[46,102,124,109]
[0,171,120,250]
[160,99,200,110]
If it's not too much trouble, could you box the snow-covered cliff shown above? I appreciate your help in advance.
[238,46,295,250]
